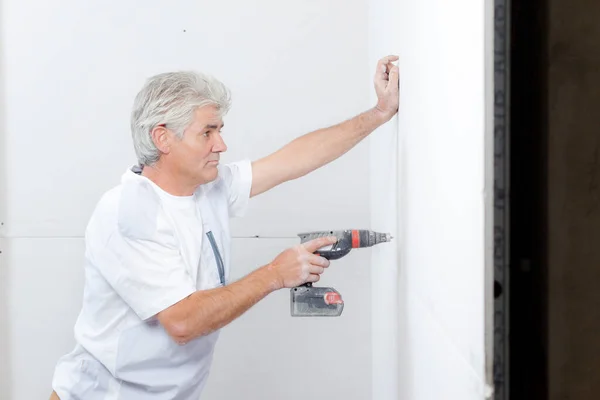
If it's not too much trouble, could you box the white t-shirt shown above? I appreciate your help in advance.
[52,160,252,400]
[153,189,204,287]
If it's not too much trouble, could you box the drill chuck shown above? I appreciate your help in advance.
[359,230,393,247]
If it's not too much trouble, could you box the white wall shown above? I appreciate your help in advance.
[0,1,373,399]
[368,0,494,399]
[367,0,400,398]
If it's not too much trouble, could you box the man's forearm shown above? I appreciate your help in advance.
[158,265,280,344]
[283,107,390,179]
[251,107,390,196]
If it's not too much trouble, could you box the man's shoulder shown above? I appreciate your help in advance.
[89,176,164,242]
[82,184,123,250]
[91,183,125,218]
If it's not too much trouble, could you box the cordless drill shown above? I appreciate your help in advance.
[290,229,392,317]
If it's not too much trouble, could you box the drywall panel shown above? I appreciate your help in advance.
[401,291,491,400]
[367,0,492,398]
[204,238,371,400]
[0,7,7,392]
[3,238,85,400]
[1,0,370,239]
[397,0,488,380]
[0,238,9,400]
[3,236,371,399]
[0,2,5,240]
[1,1,374,398]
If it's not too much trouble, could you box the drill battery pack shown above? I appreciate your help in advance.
[290,283,344,317]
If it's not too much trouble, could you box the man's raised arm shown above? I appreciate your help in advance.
[250,55,400,197]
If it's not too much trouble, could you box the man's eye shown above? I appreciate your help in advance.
[203,131,210,137]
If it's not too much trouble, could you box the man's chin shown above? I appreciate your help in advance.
[199,166,219,184]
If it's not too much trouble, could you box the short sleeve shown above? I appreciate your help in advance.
[218,159,253,218]
[99,231,196,321]
[90,179,196,321]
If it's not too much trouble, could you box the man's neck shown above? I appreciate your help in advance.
[141,164,197,197]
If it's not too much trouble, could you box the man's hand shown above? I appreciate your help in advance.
[267,236,337,288]
[374,55,400,121]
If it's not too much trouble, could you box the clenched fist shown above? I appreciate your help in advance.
[268,236,337,289]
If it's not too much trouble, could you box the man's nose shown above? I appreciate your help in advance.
[212,133,227,152]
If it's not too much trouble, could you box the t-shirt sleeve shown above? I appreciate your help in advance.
[91,181,196,321]
[100,231,196,321]
[219,159,253,218]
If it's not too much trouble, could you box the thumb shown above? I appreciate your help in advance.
[302,236,338,253]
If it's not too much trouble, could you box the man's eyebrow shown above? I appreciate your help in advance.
[204,123,224,130]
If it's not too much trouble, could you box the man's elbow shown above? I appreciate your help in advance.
[159,313,215,345]
[156,297,217,344]
[157,310,194,345]
[163,319,192,345]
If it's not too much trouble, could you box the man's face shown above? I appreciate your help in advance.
[164,105,227,186]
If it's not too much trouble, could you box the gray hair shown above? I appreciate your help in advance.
[130,71,232,165]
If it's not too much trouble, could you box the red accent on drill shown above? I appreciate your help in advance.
[351,230,360,248]
[324,292,343,305]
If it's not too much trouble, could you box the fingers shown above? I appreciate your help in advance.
[308,265,325,275]
[376,55,398,72]
[375,55,399,90]
[375,60,389,87]
[376,55,399,74]
[388,64,399,90]
[302,236,337,253]
[308,253,330,268]
[306,274,321,283]
[303,254,328,283]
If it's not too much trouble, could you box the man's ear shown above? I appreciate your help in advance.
[150,125,171,155]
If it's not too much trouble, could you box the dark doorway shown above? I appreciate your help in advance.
[506,0,549,398]
[494,0,549,398]
[497,0,600,398]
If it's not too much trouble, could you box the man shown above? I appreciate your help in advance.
[50,55,399,399]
